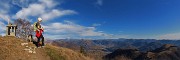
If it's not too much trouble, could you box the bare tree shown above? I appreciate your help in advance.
[14,18,33,39]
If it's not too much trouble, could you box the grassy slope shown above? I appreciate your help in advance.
[0,36,93,60]
[45,45,92,60]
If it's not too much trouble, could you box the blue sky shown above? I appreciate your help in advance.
[0,0,180,39]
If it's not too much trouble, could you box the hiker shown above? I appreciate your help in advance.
[33,17,44,48]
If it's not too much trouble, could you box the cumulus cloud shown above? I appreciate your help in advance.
[157,33,180,40]
[14,0,77,21]
[0,0,128,39]
[41,9,77,21]
[39,0,57,8]
[15,3,45,18]
[42,20,129,39]
[43,21,106,37]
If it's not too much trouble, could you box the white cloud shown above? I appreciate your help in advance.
[0,14,10,22]
[42,20,109,39]
[44,21,105,36]
[15,4,45,19]
[14,0,77,21]
[95,0,103,6]
[42,20,129,39]
[39,0,57,8]
[92,23,101,27]
[0,21,6,36]
[0,0,77,37]
[0,0,129,39]
[0,0,11,36]
[41,9,77,21]
[43,34,70,39]
[157,33,180,40]
[0,0,11,22]
[12,0,37,8]
[0,21,6,30]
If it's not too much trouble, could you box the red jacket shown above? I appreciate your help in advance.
[36,29,43,38]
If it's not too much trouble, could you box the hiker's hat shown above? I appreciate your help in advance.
[38,17,42,22]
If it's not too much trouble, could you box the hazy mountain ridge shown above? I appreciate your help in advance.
[48,39,180,52]
[48,39,180,60]
[103,44,180,60]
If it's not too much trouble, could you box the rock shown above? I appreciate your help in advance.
[21,43,28,46]
[33,51,36,54]
[29,50,33,53]
[24,48,30,51]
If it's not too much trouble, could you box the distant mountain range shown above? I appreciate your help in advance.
[103,44,180,60]
[47,39,180,52]
[47,39,180,60]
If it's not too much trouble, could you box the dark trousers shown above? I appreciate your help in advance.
[36,35,44,47]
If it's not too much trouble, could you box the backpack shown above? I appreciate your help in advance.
[33,22,38,31]
[33,22,41,31]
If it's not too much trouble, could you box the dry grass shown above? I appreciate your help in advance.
[0,36,51,60]
[0,36,93,60]
[0,36,32,60]
[45,45,93,60]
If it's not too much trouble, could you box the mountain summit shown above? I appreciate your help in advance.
[0,36,92,60]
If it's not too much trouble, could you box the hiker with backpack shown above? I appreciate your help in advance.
[33,17,44,48]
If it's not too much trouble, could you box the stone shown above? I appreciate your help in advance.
[21,43,28,46]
